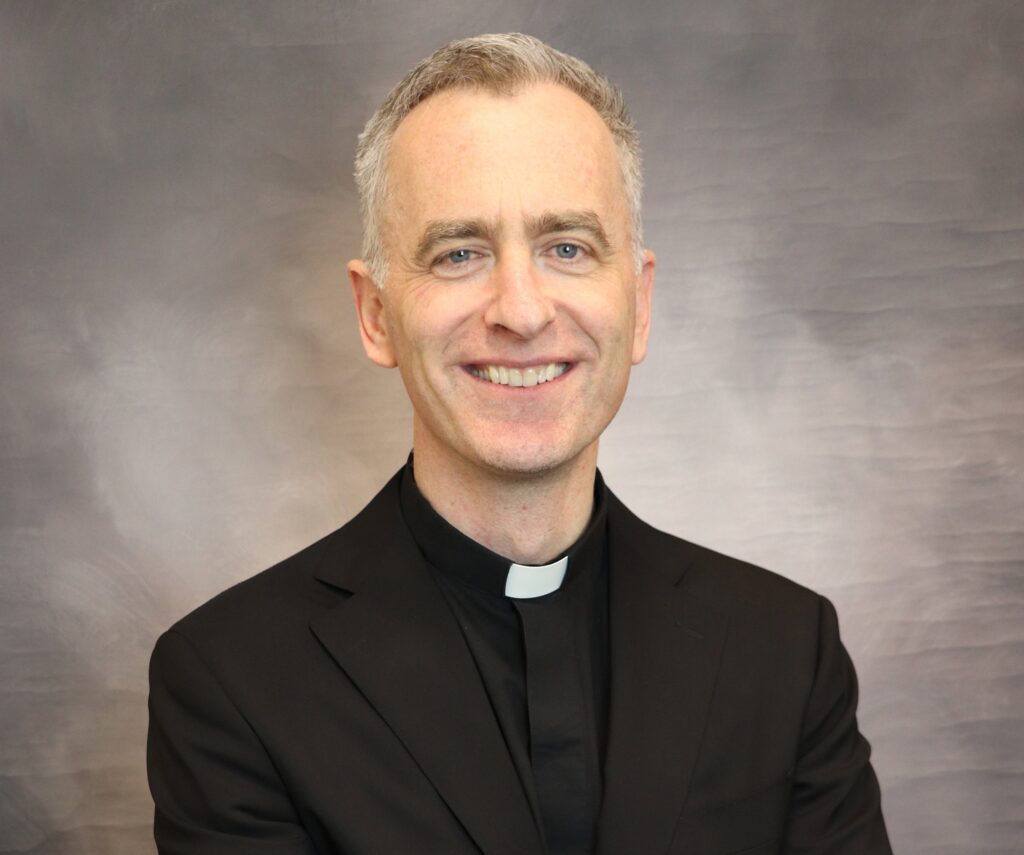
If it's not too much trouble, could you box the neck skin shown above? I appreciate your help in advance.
[410,419,598,566]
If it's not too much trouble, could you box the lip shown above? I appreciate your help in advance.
[462,358,576,370]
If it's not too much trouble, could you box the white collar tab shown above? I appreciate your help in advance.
[504,556,569,599]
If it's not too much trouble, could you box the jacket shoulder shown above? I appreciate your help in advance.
[163,471,403,650]
[167,526,338,641]
[609,489,822,623]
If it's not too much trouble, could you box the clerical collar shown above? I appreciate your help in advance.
[398,456,608,600]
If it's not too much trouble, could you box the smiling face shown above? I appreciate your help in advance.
[349,82,654,481]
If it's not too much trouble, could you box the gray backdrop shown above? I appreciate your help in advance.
[2,1,1022,853]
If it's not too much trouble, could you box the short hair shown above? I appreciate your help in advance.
[353,33,644,285]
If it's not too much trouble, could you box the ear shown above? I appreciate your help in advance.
[631,248,655,365]
[348,259,398,368]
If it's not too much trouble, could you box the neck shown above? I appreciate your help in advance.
[411,427,598,566]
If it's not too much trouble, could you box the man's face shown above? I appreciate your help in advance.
[350,82,654,479]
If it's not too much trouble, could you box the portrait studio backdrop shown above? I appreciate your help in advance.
[2,2,1022,853]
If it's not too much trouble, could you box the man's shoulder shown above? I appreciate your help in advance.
[608,489,823,623]
[161,471,403,653]
[167,526,340,639]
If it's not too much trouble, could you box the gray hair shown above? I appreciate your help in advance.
[353,33,644,284]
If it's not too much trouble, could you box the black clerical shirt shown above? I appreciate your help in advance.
[398,461,609,855]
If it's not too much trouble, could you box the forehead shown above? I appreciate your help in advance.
[385,83,627,237]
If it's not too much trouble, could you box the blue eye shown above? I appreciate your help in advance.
[554,243,580,259]
[446,249,473,264]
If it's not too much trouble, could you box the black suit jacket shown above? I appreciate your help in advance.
[147,470,892,854]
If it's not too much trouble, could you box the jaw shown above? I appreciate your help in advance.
[413,408,601,483]
[402,342,631,481]
[411,375,608,481]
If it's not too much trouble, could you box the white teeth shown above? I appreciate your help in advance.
[471,362,570,386]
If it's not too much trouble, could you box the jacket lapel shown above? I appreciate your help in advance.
[595,493,730,855]
[309,474,543,855]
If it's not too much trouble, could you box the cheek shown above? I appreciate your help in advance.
[385,289,480,369]
[423,290,491,347]
[571,287,637,349]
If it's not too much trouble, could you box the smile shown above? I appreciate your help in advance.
[467,362,572,387]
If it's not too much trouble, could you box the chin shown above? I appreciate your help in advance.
[469,434,590,479]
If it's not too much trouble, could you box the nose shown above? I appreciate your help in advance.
[482,250,556,339]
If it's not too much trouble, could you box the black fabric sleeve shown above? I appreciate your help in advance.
[783,595,893,854]
[146,629,320,855]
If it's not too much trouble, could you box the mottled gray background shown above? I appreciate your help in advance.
[2,1,1022,853]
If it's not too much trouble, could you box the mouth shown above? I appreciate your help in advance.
[465,362,573,388]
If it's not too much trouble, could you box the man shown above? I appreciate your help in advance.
[147,33,892,854]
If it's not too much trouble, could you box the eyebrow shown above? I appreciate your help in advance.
[412,209,613,266]
[525,210,612,252]
[413,218,501,267]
